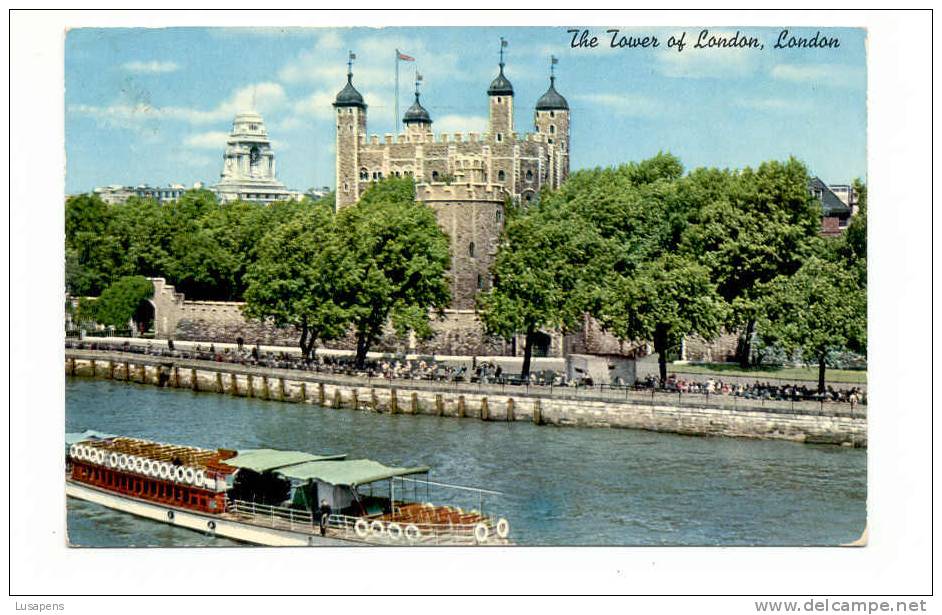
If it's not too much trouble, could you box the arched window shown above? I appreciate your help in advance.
[468,242,475,257]
[497,170,505,181]
[526,169,533,181]
[359,168,369,180]
[550,111,555,118]
[496,208,502,222]
[497,96,502,103]
[525,193,532,202]
[496,133,503,142]
[477,274,484,290]
[432,171,439,181]
[549,125,556,134]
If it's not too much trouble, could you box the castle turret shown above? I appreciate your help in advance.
[534,59,570,187]
[487,38,514,143]
[334,52,367,209]
[403,74,432,139]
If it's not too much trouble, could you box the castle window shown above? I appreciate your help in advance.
[477,274,484,290]
[359,168,369,180]
[469,242,475,257]
[497,97,502,103]
[496,208,502,222]
[496,134,503,142]
[525,193,533,202]
[548,138,554,144]
[343,182,349,192]
[497,170,505,181]
[549,125,556,134]
[526,170,533,182]
[550,111,555,118]
[432,171,439,181]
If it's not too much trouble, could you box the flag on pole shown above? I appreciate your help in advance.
[349,51,356,60]
[501,37,508,48]
[551,55,558,65]
[416,72,423,81]
[397,49,415,62]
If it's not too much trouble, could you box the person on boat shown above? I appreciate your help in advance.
[318,499,332,536]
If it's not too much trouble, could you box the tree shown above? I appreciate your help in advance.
[758,256,866,393]
[243,201,350,360]
[65,194,123,296]
[478,201,608,379]
[334,178,452,368]
[597,254,726,383]
[80,276,154,328]
[680,158,821,366]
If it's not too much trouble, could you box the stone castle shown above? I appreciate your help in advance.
[333,50,570,311]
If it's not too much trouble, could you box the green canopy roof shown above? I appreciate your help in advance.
[223,449,346,473]
[276,459,429,486]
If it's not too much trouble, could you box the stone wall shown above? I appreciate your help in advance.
[66,351,867,447]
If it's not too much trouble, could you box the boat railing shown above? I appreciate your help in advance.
[225,499,509,545]
[323,512,505,545]
[225,499,316,531]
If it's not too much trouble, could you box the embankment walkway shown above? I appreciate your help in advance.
[65,348,867,448]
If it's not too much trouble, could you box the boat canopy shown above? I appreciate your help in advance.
[66,430,117,445]
[222,448,346,473]
[276,459,430,487]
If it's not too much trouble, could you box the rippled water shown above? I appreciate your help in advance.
[66,378,866,546]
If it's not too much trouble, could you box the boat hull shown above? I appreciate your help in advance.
[66,481,355,547]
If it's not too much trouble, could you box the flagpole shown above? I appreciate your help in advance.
[394,50,399,136]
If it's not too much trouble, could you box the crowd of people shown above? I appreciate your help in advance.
[65,339,865,404]
[638,374,867,405]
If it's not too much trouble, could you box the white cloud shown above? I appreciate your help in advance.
[656,30,760,79]
[733,98,813,113]
[70,82,288,127]
[434,114,487,134]
[122,60,180,74]
[184,131,231,149]
[573,93,662,117]
[770,63,865,88]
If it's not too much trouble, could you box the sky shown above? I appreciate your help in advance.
[65,26,867,194]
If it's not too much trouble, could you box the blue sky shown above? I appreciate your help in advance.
[65,26,867,193]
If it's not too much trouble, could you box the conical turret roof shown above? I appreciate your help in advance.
[488,63,514,96]
[403,92,432,124]
[536,76,569,111]
[334,72,366,108]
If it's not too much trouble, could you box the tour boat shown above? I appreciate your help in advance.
[65,431,511,546]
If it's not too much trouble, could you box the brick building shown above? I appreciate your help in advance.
[332,49,570,312]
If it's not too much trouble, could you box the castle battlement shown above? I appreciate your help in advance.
[416,182,509,203]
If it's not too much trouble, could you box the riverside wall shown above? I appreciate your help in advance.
[65,350,867,448]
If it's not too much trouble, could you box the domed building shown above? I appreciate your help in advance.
[214,111,298,204]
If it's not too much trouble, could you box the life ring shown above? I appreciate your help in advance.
[74,445,85,460]
[405,524,421,542]
[354,519,370,538]
[174,466,186,482]
[194,470,206,488]
[108,452,119,468]
[118,454,128,469]
[370,520,385,537]
[142,460,153,476]
[97,450,106,464]
[207,520,216,531]
[184,467,196,484]
[158,463,170,479]
[473,522,489,544]
[496,518,510,539]
[167,510,174,521]
[134,457,144,473]
[387,523,403,541]
[69,444,78,458]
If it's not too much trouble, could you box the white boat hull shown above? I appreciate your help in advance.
[66,481,355,547]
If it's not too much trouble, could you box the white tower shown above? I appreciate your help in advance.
[214,111,294,204]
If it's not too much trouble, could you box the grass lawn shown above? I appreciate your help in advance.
[668,362,868,385]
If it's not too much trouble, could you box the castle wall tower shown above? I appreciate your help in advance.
[334,54,368,210]
[487,44,515,142]
[402,76,433,141]
[534,68,571,189]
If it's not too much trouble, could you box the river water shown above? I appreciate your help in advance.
[66,378,866,546]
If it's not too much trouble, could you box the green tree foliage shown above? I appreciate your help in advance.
[334,178,452,367]
[680,158,821,366]
[758,256,866,393]
[65,194,123,296]
[598,254,725,383]
[477,201,608,378]
[243,200,349,359]
[80,276,154,328]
